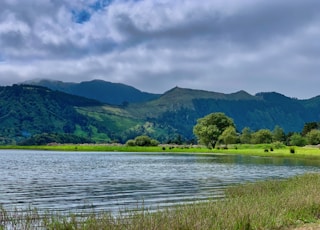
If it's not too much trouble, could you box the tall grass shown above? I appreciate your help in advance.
[1,174,320,229]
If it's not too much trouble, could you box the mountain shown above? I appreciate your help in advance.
[25,79,160,105]
[122,87,257,118]
[0,84,107,144]
[1,84,320,145]
[122,87,320,139]
[75,86,320,141]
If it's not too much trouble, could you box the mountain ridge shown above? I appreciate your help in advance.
[24,78,320,101]
[1,81,319,144]
[25,79,161,105]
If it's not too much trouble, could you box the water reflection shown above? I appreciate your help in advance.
[0,150,319,214]
[195,153,320,167]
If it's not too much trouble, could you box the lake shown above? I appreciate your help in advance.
[0,150,319,214]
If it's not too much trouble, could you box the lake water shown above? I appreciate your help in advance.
[0,150,319,214]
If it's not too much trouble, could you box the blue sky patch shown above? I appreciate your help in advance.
[90,0,113,11]
[72,9,91,24]
[72,0,113,24]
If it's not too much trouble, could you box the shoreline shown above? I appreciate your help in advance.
[1,144,320,160]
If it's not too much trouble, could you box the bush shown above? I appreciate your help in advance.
[272,141,285,149]
[134,135,151,146]
[306,129,320,145]
[125,135,159,147]
[150,139,160,146]
[290,147,295,154]
[289,133,307,147]
[125,139,136,146]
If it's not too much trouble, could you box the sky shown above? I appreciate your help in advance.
[0,0,320,99]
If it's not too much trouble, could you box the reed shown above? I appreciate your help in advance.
[1,173,320,229]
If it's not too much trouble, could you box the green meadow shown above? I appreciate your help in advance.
[1,143,320,160]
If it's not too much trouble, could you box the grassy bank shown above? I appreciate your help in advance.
[1,143,320,160]
[216,144,320,159]
[1,173,320,229]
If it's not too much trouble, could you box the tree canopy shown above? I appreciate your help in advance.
[306,129,320,145]
[218,126,238,147]
[289,133,307,146]
[193,112,235,148]
[302,122,320,136]
[240,127,252,144]
[251,129,273,144]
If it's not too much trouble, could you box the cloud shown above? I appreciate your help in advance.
[0,0,320,98]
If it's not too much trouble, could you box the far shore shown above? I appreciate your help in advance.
[1,143,320,160]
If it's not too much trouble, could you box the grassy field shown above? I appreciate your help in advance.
[1,143,320,160]
[1,173,320,229]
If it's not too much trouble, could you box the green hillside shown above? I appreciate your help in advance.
[0,85,125,144]
[1,84,320,145]
[124,87,320,140]
[125,87,258,116]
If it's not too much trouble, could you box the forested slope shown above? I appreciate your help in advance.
[0,85,104,144]
[1,84,320,144]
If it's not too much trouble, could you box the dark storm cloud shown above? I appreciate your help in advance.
[0,0,320,98]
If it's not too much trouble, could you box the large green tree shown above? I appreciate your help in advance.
[193,112,235,148]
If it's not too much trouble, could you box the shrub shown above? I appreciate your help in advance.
[150,139,160,146]
[134,135,152,146]
[125,135,159,147]
[272,141,285,149]
[125,139,136,146]
[289,133,307,147]
[306,129,320,145]
[290,147,295,154]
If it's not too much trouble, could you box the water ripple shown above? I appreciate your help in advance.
[0,150,319,213]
